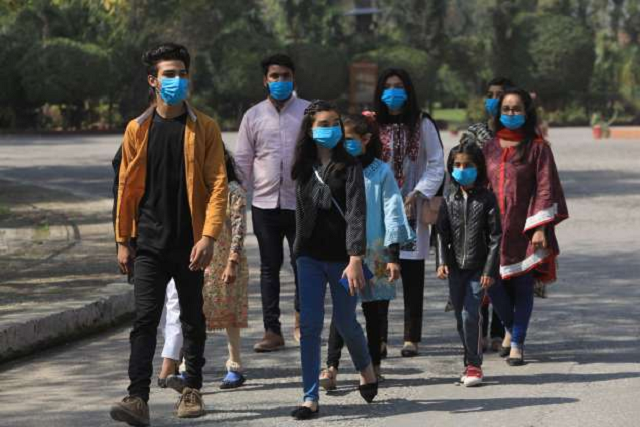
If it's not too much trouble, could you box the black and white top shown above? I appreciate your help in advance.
[466,122,494,148]
[293,161,366,262]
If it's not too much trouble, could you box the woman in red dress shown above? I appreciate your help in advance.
[483,87,568,366]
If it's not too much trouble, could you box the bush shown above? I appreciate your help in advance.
[525,13,596,110]
[544,104,590,126]
[20,38,110,105]
[19,38,111,129]
[465,97,486,125]
[619,46,640,115]
[287,43,349,101]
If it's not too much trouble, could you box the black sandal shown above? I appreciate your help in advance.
[506,349,525,366]
[291,405,320,420]
[498,346,511,358]
[358,382,378,403]
[401,342,418,358]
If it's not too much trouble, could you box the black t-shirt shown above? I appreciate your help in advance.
[302,164,350,262]
[136,112,193,253]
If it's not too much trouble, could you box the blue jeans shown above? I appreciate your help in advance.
[448,268,484,367]
[297,256,371,403]
[487,273,534,349]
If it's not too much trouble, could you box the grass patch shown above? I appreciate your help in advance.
[0,203,9,217]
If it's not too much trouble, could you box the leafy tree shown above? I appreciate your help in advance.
[287,43,349,102]
[19,38,111,129]
[378,0,448,61]
[526,13,596,110]
[619,46,640,118]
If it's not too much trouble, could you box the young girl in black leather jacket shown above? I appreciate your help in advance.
[435,137,502,387]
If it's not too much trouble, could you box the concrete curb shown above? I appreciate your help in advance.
[0,282,134,363]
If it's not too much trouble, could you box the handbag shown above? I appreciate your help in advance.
[312,168,374,291]
[420,196,443,226]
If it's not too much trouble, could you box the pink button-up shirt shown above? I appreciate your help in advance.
[235,95,310,210]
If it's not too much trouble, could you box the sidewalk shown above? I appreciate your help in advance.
[0,179,128,362]
[1,129,639,426]
[0,176,263,363]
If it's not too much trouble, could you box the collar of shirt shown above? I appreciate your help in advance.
[267,93,299,113]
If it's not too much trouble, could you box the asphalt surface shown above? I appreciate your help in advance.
[0,128,638,427]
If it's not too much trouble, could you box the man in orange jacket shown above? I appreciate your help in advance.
[110,43,228,426]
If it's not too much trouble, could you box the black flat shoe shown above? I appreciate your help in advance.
[291,405,320,420]
[507,356,525,366]
[507,349,525,366]
[498,346,511,358]
[358,382,378,403]
[401,342,419,358]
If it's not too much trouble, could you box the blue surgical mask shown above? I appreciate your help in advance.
[485,98,499,116]
[452,167,478,186]
[268,81,294,101]
[312,126,343,149]
[345,138,363,157]
[381,88,408,111]
[159,77,189,106]
[500,114,526,130]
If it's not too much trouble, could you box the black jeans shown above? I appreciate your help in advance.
[381,259,425,343]
[251,206,299,335]
[327,300,389,369]
[481,303,505,339]
[128,248,206,402]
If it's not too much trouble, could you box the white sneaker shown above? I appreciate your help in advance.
[459,367,468,383]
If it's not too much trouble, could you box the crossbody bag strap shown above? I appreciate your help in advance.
[313,167,346,220]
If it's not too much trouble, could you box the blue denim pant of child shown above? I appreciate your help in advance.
[297,256,371,403]
[449,268,484,368]
[487,273,534,349]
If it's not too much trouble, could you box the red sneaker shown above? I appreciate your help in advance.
[459,367,468,383]
[464,366,483,387]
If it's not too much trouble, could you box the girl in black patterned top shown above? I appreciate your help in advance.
[290,100,378,420]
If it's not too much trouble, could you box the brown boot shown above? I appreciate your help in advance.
[293,312,301,343]
[253,330,285,352]
[110,396,150,426]
[176,387,205,418]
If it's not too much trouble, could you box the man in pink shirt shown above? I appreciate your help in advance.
[235,54,310,352]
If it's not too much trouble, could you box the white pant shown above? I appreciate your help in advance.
[160,279,183,361]
[160,279,244,372]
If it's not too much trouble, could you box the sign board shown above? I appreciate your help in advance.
[349,62,378,113]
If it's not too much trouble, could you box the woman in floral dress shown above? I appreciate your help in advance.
[202,147,249,388]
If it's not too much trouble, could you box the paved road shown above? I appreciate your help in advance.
[0,129,639,427]
[0,132,239,200]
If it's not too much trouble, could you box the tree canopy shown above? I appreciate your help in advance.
[0,0,638,130]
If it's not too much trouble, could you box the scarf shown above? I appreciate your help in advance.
[496,128,526,142]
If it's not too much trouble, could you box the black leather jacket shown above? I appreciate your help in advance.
[436,185,502,278]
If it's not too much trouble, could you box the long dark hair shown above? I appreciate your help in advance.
[447,134,488,187]
[223,145,241,185]
[291,100,353,182]
[373,68,421,131]
[342,114,382,160]
[493,87,540,162]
